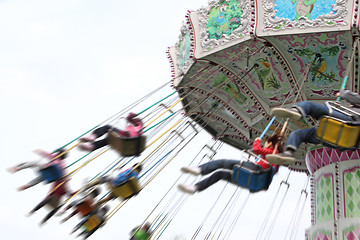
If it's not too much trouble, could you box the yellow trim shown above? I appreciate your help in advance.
[316,116,360,149]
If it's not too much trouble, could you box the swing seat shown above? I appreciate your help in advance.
[315,116,360,150]
[83,215,101,232]
[110,176,141,200]
[107,131,146,157]
[39,164,64,183]
[231,163,274,193]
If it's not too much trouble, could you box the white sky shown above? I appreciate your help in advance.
[0,0,311,239]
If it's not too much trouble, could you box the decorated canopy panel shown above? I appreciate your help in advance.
[169,0,360,173]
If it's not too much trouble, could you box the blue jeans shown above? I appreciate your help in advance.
[91,125,121,150]
[195,159,262,191]
[286,101,352,150]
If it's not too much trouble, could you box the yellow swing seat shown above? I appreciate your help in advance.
[107,131,146,156]
[109,176,141,200]
[83,214,102,232]
[316,115,360,150]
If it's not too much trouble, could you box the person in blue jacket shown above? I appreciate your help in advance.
[83,163,142,205]
[7,148,68,191]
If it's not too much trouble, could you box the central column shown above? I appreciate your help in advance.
[305,147,360,240]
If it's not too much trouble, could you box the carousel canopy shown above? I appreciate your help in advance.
[168,0,360,172]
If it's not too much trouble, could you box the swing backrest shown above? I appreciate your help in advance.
[133,229,150,240]
[315,115,360,150]
[109,176,141,200]
[39,164,64,183]
[231,163,274,193]
[83,214,102,232]
[106,131,146,157]
[76,199,95,217]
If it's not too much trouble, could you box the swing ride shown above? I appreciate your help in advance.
[8,0,360,239]
[167,0,360,239]
[168,0,360,173]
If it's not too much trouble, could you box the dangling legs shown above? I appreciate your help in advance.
[71,218,87,234]
[79,125,120,151]
[18,176,43,191]
[199,159,240,174]
[179,159,240,194]
[294,101,352,121]
[7,160,41,173]
[61,210,77,223]
[272,101,352,122]
[80,125,112,142]
[178,170,233,194]
[83,176,109,191]
[84,223,103,239]
[266,127,320,165]
[28,197,51,216]
[268,101,352,165]
[41,205,61,224]
[181,159,240,176]
[195,170,233,191]
[96,194,115,206]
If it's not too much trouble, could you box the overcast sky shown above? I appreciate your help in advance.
[0,1,311,239]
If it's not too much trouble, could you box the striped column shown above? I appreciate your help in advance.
[305,147,360,240]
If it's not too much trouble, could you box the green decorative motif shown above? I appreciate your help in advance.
[316,175,334,223]
[294,46,339,84]
[212,72,247,105]
[207,0,243,40]
[344,168,360,217]
[255,57,281,90]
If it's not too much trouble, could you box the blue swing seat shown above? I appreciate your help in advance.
[39,164,64,183]
[231,162,275,193]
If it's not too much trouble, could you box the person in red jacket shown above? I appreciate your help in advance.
[59,188,101,223]
[178,133,283,194]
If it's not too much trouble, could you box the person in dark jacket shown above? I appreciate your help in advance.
[178,133,283,194]
[266,89,360,165]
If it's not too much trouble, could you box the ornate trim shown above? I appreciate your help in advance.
[167,47,176,86]
[306,147,360,174]
[174,11,196,77]
[197,0,253,54]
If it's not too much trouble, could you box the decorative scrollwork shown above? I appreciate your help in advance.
[197,0,253,54]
